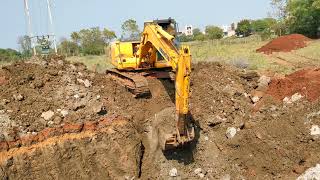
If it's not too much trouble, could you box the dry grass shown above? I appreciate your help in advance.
[65,39,320,75]
[66,55,113,73]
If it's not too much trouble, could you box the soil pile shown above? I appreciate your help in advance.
[1,59,320,179]
[257,34,311,54]
[265,68,320,102]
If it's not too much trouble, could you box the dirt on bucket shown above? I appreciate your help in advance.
[257,34,311,54]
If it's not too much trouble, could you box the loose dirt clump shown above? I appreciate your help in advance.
[257,34,311,54]
[265,68,320,102]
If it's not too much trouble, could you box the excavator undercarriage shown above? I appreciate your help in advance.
[106,69,174,98]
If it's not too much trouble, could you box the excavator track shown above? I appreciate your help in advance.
[106,69,151,98]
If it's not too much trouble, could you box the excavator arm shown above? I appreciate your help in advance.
[137,23,195,149]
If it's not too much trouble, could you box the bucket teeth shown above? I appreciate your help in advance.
[163,126,195,151]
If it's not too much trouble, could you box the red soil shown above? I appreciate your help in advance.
[266,68,320,102]
[257,34,311,54]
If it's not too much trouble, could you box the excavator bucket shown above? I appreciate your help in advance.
[163,114,195,150]
[164,126,195,150]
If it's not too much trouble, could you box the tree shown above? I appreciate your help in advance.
[178,34,194,42]
[270,0,288,20]
[252,18,277,33]
[102,28,117,45]
[195,34,206,41]
[77,27,106,55]
[191,28,206,41]
[17,35,32,57]
[270,0,289,36]
[192,28,202,37]
[58,38,79,56]
[205,26,224,39]
[0,48,21,62]
[287,0,320,38]
[121,19,140,41]
[236,19,252,37]
[71,32,81,45]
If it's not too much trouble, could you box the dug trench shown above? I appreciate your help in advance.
[1,59,320,179]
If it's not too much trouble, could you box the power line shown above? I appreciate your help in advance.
[23,0,57,55]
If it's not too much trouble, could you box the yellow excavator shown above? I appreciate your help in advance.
[107,18,194,150]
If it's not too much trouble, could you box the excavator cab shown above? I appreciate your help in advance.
[152,18,178,37]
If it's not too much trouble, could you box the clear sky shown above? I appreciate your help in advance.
[0,0,271,49]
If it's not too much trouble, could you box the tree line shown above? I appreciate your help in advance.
[14,0,320,58]
[181,0,320,42]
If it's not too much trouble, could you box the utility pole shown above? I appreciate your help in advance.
[23,0,37,56]
[46,0,57,54]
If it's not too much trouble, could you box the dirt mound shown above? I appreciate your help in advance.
[257,34,311,54]
[265,68,320,102]
[2,59,320,179]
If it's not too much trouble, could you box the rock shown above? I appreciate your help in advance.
[194,168,202,175]
[73,102,86,111]
[41,60,48,66]
[283,93,303,104]
[226,127,237,139]
[57,60,64,65]
[291,93,303,102]
[2,99,10,105]
[84,79,92,88]
[204,136,209,141]
[293,165,305,174]
[221,174,231,180]
[92,102,107,115]
[13,94,24,101]
[124,176,135,180]
[61,110,69,117]
[310,125,320,136]
[77,78,92,88]
[77,78,84,83]
[70,64,77,70]
[74,94,80,99]
[283,97,291,104]
[169,168,178,177]
[198,173,205,178]
[53,116,62,125]
[41,110,54,121]
[258,75,271,89]
[251,96,260,103]
[207,115,225,127]
[47,121,54,126]
[96,95,101,100]
[0,134,6,141]
[297,164,320,180]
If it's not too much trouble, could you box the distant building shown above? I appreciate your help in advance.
[221,23,237,38]
[185,25,193,36]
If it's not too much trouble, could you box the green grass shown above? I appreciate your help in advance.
[66,39,320,75]
[295,40,320,62]
[186,38,276,71]
[67,55,113,73]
